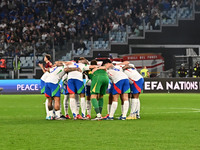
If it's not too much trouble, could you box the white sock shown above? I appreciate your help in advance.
[109,101,118,118]
[76,95,80,115]
[70,98,77,117]
[63,95,69,115]
[121,104,123,115]
[49,110,54,117]
[86,100,91,116]
[136,98,140,115]
[131,98,138,114]
[81,97,86,117]
[55,110,61,118]
[122,101,129,118]
[107,104,111,115]
[97,113,101,118]
[45,99,49,117]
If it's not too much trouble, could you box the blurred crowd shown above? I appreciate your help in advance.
[0,0,194,57]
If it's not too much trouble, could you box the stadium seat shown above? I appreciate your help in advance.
[84,50,90,55]
[94,41,99,45]
[20,57,25,61]
[26,57,31,61]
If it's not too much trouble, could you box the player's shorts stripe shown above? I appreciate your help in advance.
[113,83,122,94]
[124,88,130,93]
[77,84,85,94]
[133,81,141,93]
[41,86,45,94]
[52,85,60,97]
[45,93,51,98]
[67,85,75,94]
[92,82,98,93]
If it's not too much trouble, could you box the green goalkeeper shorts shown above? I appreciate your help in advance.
[90,75,109,95]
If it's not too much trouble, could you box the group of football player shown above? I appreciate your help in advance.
[38,54,144,121]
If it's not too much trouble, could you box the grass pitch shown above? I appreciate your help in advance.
[0,94,200,150]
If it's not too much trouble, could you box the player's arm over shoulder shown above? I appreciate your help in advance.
[64,67,82,73]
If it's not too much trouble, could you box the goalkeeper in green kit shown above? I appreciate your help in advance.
[89,59,110,120]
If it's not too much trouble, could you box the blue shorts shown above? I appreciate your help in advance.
[130,78,144,94]
[85,85,91,96]
[62,83,68,95]
[112,79,130,95]
[41,80,45,94]
[45,83,61,97]
[67,79,85,94]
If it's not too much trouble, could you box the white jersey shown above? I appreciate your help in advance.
[68,63,90,81]
[45,66,67,84]
[62,73,68,84]
[40,67,54,82]
[41,72,50,82]
[124,67,143,83]
[107,65,128,83]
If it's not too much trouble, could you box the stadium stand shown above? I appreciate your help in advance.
[0,0,198,65]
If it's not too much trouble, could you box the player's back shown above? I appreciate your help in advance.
[93,69,107,76]
[124,68,143,82]
[46,66,66,84]
[107,66,128,83]
[41,72,50,82]
[68,63,86,81]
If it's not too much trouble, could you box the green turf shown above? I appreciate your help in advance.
[0,94,200,150]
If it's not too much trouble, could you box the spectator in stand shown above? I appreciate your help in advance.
[75,39,87,55]
[0,0,177,57]
[178,64,187,77]
[193,62,200,78]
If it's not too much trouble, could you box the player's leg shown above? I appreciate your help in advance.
[107,94,119,120]
[45,99,50,118]
[86,85,91,119]
[120,93,129,120]
[132,93,139,119]
[67,79,78,119]
[105,80,122,120]
[103,82,113,118]
[120,94,123,117]
[137,97,141,119]
[62,83,71,119]
[136,78,144,119]
[53,96,66,120]
[98,94,104,114]
[75,80,85,119]
[80,93,86,119]
[63,94,71,119]
[46,97,54,120]
[75,94,80,118]
[41,80,50,119]
[91,94,102,120]
[120,79,130,120]
[44,83,54,120]
[90,77,101,120]
[97,77,109,119]
[103,93,112,119]
[51,83,66,120]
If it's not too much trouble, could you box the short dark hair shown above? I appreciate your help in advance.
[45,54,51,61]
[78,57,86,61]
[102,59,111,66]
[91,59,97,65]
